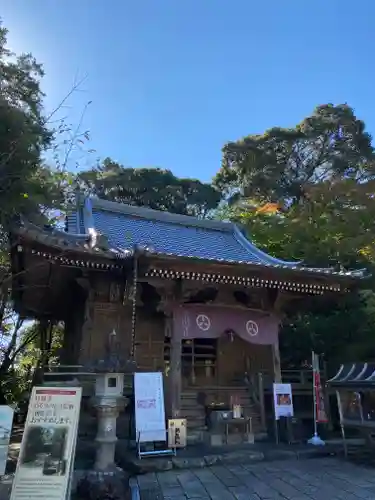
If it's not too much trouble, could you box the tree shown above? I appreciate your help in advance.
[217,104,375,368]
[0,22,52,227]
[78,158,222,217]
[0,21,77,403]
[215,104,375,208]
[221,195,375,368]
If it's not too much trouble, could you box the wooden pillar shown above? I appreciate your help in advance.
[272,336,282,383]
[272,335,282,443]
[169,313,182,418]
[63,279,88,365]
[166,279,182,418]
[257,372,266,431]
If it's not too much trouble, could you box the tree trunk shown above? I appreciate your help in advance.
[0,385,7,404]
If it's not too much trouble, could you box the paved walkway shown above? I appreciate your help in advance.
[133,457,375,499]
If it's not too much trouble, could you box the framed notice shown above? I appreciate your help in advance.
[134,372,166,443]
[0,405,14,476]
[273,383,294,420]
[10,386,82,500]
[168,419,187,448]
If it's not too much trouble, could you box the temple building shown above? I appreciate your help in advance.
[10,195,366,441]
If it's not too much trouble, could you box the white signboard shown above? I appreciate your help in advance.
[0,405,14,476]
[273,383,294,420]
[10,386,82,500]
[134,372,166,443]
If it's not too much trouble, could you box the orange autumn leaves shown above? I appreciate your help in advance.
[255,202,281,215]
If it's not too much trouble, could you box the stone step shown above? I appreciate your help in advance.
[187,417,206,426]
[181,400,202,408]
[182,389,253,400]
[181,401,205,415]
[186,428,205,444]
[184,385,249,390]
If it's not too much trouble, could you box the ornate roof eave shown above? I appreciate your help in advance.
[10,220,134,267]
[10,220,371,285]
[137,249,370,283]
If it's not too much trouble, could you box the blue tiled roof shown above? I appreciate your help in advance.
[66,196,301,267]
[64,196,367,278]
[92,209,277,265]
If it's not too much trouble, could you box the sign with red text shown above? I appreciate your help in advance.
[10,386,82,500]
[312,352,328,424]
[134,372,166,443]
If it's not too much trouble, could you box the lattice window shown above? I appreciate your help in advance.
[164,337,217,384]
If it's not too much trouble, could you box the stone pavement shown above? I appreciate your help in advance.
[132,457,375,499]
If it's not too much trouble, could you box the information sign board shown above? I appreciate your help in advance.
[10,386,82,500]
[273,383,294,420]
[134,372,166,443]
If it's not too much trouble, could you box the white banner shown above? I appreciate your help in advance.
[134,372,166,443]
[273,383,294,420]
[0,405,14,476]
[10,386,82,500]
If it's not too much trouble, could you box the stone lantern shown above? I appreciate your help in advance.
[76,330,136,499]
[90,329,136,471]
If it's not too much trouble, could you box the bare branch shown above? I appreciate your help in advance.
[44,74,87,124]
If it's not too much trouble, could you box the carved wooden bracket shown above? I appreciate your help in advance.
[181,281,211,302]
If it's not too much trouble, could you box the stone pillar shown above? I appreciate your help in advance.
[92,373,127,471]
[93,399,126,470]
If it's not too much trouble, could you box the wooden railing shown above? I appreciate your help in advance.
[262,369,332,421]
[263,369,319,395]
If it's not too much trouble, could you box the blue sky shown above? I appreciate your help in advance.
[2,1,374,182]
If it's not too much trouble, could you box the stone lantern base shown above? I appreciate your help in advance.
[75,468,130,500]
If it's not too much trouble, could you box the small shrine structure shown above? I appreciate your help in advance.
[327,363,375,456]
[10,195,367,441]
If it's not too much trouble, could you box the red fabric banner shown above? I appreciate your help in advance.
[312,352,328,423]
[314,371,328,423]
[172,305,280,345]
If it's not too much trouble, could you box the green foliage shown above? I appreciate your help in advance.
[217,104,375,367]
[0,22,52,228]
[0,321,63,403]
[0,21,73,402]
[215,104,375,207]
[78,157,222,217]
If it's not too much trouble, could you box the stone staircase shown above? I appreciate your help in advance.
[180,386,264,444]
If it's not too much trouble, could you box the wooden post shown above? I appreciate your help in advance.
[169,314,182,418]
[272,337,282,383]
[167,279,183,418]
[272,336,282,443]
[322,359,333,431]
[257,372,266,431]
